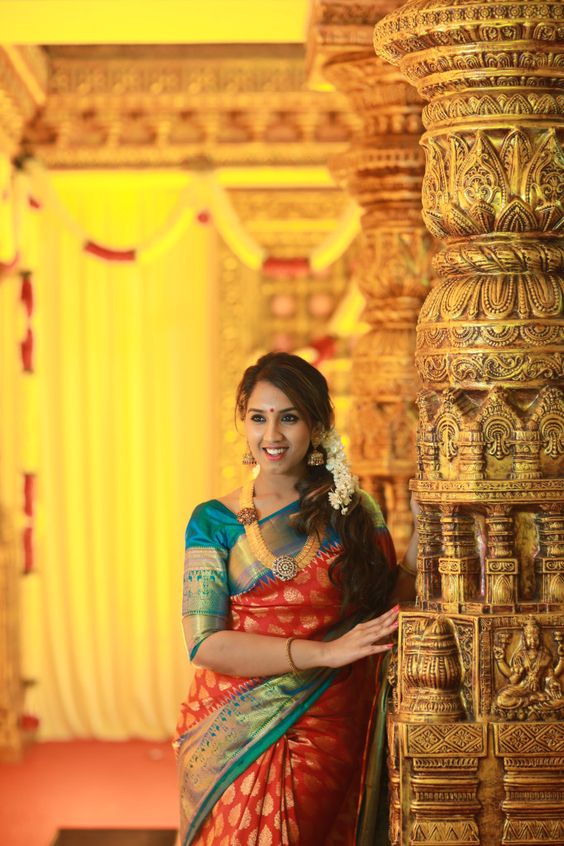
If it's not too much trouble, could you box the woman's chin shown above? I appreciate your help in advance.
[257,457,307,478]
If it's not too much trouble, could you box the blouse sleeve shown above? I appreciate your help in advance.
[182,503,230,661]
[359,490,398,571]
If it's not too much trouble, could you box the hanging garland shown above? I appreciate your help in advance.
[20,159,360,277]
[21,159,210,265]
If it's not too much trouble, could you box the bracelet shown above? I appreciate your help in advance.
[398,559,417,577]
[286,637,302,675]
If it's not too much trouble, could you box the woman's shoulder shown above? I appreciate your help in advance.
[215,487,242,515]
[189,488,240,520]
[185,491,242,550]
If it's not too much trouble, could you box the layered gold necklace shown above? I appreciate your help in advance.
[237,478,325,581]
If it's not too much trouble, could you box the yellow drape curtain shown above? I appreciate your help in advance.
[13,170,218,739]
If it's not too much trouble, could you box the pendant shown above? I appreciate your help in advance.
[272,555,298,581]
[236,506,258,526]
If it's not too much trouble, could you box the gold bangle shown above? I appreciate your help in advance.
[286,637,302,675]
[398,559,417,577]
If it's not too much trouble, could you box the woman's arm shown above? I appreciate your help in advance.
[186,604,400,677]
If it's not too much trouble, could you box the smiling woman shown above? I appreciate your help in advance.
[174,352,415,846]
[245,382,311,476]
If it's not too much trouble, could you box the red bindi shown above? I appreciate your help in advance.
[269,407,274,412]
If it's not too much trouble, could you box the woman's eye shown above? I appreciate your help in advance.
[250,414,265,423]
[282,414,299,423]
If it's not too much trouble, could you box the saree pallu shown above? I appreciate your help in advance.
[175,497,395,846]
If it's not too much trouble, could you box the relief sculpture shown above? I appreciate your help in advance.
[493,617,564,721]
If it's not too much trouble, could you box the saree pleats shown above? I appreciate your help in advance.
[191,661,373,846]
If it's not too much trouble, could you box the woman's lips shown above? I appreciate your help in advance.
[262,447,288,462]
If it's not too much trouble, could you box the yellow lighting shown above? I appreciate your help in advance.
[0,0,309,44]
[216,167,335,189]
[11,170,215,738]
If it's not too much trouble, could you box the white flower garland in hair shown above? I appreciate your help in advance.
[320,428,359,514]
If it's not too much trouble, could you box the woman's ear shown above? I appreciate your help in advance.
[310,426,322,445]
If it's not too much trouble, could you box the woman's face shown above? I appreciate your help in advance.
[244,380,312,479]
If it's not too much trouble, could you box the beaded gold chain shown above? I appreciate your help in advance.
[236,478,325,581]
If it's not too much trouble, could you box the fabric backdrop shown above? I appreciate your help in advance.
[11,170,218,739]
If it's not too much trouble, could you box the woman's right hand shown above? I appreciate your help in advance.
[322,605,400,669]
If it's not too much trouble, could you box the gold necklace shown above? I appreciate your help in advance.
[236,478,326,581]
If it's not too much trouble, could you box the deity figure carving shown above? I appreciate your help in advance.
[493,616,564,721]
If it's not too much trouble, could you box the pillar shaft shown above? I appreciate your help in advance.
[375,1,564,842]
[309,0,432,554]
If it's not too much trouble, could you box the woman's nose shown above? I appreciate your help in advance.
[265,418,282,441]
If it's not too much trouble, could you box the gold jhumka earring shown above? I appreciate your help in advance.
[307,433,325,467]
[242,443,257,465]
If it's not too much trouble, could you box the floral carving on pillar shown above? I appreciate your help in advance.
[375,1,564,843]
[309,0,432,554]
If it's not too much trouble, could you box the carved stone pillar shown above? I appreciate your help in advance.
[309,0,433,554]
[375,1,564,843]
[0,46,46,760]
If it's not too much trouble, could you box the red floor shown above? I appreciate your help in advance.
[0,740,179,846]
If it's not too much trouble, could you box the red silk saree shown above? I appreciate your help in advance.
[175,494,396,846]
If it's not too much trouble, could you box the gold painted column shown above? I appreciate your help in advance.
[309,0,433,554]
[375,2,564,844]
[0,46,46,760]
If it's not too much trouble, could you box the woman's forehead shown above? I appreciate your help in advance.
[247,381,294,409]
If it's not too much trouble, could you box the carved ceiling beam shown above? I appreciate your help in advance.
[375,2,564,844]
[309,0,432,553]
[22,45,360,168]
[0,46,47,156]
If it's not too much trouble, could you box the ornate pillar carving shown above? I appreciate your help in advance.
[0,511,22,761]
[0,45,46,760]
[309,0,433,554]
[0,46,46,157]
[375,1,564,843]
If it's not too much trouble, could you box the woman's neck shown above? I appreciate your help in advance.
[253,472,303,502]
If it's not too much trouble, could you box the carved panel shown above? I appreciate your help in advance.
[22,45,359,167]
[0,46,46,155]
[311,0,431,554]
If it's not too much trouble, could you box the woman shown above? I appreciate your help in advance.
[175,352,416,846]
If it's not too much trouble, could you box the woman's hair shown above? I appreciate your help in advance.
[236,352,393,616]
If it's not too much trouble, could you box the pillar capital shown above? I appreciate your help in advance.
[0,46,47,155]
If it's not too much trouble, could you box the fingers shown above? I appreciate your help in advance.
[372,643,394,653]
[375,605,400,622]
[356,617,399,635]
[362,604,400,626]
[357,606,400,635]
[356,605,401,649]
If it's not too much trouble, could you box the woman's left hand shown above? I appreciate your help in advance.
[320,605,399,669]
